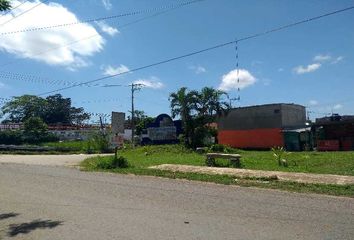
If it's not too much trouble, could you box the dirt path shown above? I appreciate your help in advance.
[150,164,354,185]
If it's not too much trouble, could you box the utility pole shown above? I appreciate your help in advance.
[229,97,240,108]
[130,83,144,147]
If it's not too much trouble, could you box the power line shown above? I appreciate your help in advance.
[0,0,28,17]
[0,0,205,36]
[0,0,47,27]
[0,0,198,69]
[37,5,354,96]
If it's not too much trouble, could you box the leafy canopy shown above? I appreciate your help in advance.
[169,87,230,148]
[1,94,89,125]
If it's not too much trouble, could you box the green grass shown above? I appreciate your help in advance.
[81,157,354,197]
[80,145,354,197]
[43,140,89,152]
[241,151,354,176]
[84,145,354,176]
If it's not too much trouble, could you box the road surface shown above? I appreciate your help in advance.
[0,154,110,167]
[0,163,353,239]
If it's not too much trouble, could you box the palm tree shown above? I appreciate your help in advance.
[169,87,197,146]
[0,0,11,11]
[197,87,230,121]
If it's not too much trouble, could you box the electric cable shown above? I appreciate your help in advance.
[38,5,354,96]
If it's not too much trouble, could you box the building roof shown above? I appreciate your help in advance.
[231,103,305,111]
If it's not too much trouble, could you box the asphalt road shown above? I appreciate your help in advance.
[0,163,353,240]
[0,154,111,167]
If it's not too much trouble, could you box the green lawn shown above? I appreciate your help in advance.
[83,144,354,176]
[43,140,89,152]
[80,144,354,197]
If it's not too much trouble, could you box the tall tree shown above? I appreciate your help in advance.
[43,94,72,124]
[1,95,47,123]
[1,94,89,125]
[169,87,230,148]
[169,87,198,147]
[0,0,11,11]
[196,87,230,122]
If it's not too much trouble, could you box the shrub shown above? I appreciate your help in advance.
[271,146,291,167]
[86,133,112,153]
[0,130,23,145]
[209,144,239,154]
[97,156,129,169]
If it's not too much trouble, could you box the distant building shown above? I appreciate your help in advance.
[48,125,99,141]
[313,114,354,151]
[217,103,307,150]
[0,123,22,131]
[141,114,182,145]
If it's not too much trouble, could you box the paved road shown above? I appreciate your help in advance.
[0,163,353,240]
[0,154,111,167]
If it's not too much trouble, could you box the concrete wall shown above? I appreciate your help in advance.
[217,103,306,149]
[218,104,306,130]
[218,104,283,130]
[281,104,306,129]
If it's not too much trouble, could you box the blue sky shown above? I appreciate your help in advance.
[0,0,353,122]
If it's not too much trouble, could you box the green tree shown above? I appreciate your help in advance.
[0,0,11,11]
[169,87,198,147]
[169,87,230,148]
[1,94,89,125]
[23,117,48,144]
[1,95,47,123]
[196,87,229,121]
[70,107,90,125]
[125,110,154,135]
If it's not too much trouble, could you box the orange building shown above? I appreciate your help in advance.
[218,104,306,149]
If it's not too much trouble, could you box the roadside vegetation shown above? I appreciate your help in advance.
[81,144,354,197]
[82,144,354,176]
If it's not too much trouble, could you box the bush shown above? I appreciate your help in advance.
[209,144,239,154]
[0,130,23,145]
[271,146,291,167]
[97,156,129,169]
[86,133,112,153]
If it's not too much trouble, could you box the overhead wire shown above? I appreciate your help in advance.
[0,0,28,17]
[0,0,205,36]
[0,0,206,69]
[37,5,354,96]
[0,0,47,27]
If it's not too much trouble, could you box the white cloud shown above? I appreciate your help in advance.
[313,54,331,62]
[332,56,344,64]
[101,0,112,10]
[218,69,256,92]
[0,1,104,69]
[293,63,321,74]
[96,21,119,36]
[189,65,206,74]
[103,64,130,76]
[333,104,343,110]
[309,100,318,106]
[133,77,164,89]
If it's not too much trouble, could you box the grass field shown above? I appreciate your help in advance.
[83,144,354,176]
[80,145,354,197]
[43,140,89,152]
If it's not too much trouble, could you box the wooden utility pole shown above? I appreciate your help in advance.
[130,83,144,147]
